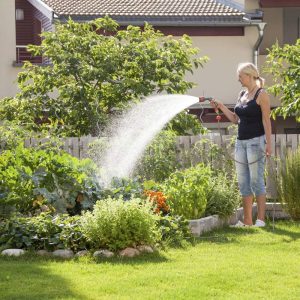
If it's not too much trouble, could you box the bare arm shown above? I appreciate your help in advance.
[257,90,272,156]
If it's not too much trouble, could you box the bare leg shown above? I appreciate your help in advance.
[243,195,254,225]
[256,194,266,221]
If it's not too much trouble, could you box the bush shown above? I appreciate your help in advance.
[205,172,240,218]
[0,144,101,214]
[0,213,87,252]
[162,164,211,219]
[277,147,300,220]
[134,130,179,182]
[158,214,193,247]
[81,196,161,251]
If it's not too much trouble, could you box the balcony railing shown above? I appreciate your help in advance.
[16,45,43,64]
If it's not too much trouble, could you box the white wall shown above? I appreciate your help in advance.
[187,26,258,105]
[0,0,20,98]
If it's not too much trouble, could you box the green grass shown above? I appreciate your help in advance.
[1,221,300,300]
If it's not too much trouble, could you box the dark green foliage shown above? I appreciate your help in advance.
[0,144,101,214]
[158,214,193,247]
[0,213,87,251]
[103,177,144,201]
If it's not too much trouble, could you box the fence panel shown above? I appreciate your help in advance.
[1,134,299,198]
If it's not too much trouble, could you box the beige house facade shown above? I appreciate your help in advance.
[0,0,299,133]
[0,0,20,98]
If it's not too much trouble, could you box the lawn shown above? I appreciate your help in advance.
[1,221,300,300]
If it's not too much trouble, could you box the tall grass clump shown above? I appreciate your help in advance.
[277,147,300,220]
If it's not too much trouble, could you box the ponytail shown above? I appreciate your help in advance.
[256,76,265,88]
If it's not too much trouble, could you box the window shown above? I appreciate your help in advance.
[16,9,24,21]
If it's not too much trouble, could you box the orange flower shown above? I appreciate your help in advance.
[144,190,170,214]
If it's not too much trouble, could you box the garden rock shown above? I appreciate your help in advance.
[137,245,154,253]
[1,249,25,257]
[93,250,114,258]
[52,249,74,259]
[119,248,140,258]
[36,250,52,256]
[75,250,89,257]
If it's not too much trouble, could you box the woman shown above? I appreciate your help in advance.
[202,62,272,227]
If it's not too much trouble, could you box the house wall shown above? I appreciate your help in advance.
[0,0,19,99]
[260,8,284,54]
[186,26,258,105]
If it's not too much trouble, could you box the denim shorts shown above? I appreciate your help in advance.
[235,135,266,197]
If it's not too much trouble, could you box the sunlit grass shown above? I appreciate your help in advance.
[1,221,300,300]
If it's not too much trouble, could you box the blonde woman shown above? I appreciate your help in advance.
[201,62,272,227]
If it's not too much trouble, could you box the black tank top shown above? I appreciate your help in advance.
[234,88,265,140]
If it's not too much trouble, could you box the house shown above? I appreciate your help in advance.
[0,0,299,133]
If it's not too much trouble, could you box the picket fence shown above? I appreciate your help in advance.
[22,134,300,198]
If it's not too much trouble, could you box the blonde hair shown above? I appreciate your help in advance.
[237,62,265,88]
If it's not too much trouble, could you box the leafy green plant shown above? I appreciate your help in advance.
[205,172,240,218]
[0,213,87,251]
[81,196,161,251]
[158,214,193,247]
[264,39,300,121]
[277,147,300,220]
[105,177,144,200]
[0,144,101,214]
[134,130,179,182]
[162,164,211,219]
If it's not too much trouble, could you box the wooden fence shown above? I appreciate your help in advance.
[14,134,300,198]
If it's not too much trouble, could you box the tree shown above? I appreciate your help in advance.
[265,39,300,121]
[0,16,208,136]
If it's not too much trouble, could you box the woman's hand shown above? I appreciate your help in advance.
[210,99,222,110]
[265,143,272,157]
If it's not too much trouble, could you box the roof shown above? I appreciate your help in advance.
[39,0,246,25]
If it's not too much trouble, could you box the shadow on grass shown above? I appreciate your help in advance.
[193,220,300,245]
[262,220,300,242]
[193,225,264,245]
[91,251,170,265]
[0,254,87,300]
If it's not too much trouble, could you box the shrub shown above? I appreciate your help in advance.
[158,214,193,247]
[0,144,101,214]
[134,130,179,182]
[81,196,161,251]
[162,164,211,219]
[277,147,300,220]
[0,213,87,252]
[205,172,240,218]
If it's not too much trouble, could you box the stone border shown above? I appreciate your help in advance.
[189,202,290,237]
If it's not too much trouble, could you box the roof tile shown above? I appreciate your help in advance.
[41,0,244,18]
